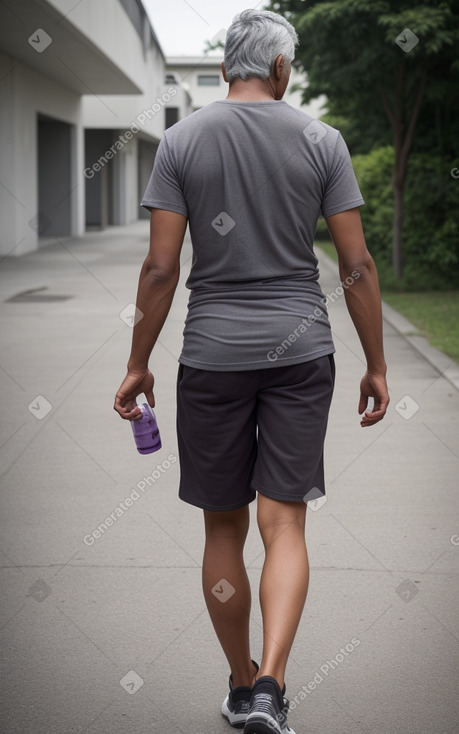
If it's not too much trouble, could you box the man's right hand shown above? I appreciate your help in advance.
[114,368,155,421]
[358,371,389,427]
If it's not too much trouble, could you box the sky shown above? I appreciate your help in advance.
[142,0,267,57]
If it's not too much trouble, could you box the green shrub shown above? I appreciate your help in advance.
[350,147,459,290]
[403,154,459,289]
[351,146,394,269]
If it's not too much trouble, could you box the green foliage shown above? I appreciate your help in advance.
[203,39,225,54]
[267,0,459,282]
[268,0,459,155]
[352,146,394,265]
[403,154,459,288]
[352,146,459,290]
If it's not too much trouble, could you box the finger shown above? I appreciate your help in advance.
[380,394,390,414]
[145,389,155,408]
[370,393,390,418]
[358,392,367,415]
[114,399,142,421]
[360,405,386,426]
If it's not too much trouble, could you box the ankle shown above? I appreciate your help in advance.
[255,668,285,691]
[231,659,258,689]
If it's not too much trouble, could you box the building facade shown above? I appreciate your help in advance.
[0,0,168,256]
[165,55,326,120]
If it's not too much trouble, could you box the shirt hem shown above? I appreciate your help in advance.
[178,346,336,372]
[322,198,365,218]
[140,199,188,217]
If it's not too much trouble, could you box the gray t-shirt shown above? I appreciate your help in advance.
[141,100,364,371]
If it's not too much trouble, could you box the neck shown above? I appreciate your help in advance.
[225,77,279,102]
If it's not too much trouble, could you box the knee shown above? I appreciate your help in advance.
[257,496,306,540]
[204,507,250,541]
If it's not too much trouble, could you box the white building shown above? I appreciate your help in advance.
[166,55,326,120]
[166,56,228,116]
[0,0,168,256]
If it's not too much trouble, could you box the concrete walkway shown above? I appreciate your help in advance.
[0,220,458,734]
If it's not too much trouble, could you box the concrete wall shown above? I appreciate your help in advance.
[0,51,84,257]
[81,42,167,142]
[76,21,168,227]
[164,74,193,124]
[43,0,155,93]
[0,0,168,257]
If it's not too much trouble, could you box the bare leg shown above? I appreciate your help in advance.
[256,494,309,689]
[202,505,257,688]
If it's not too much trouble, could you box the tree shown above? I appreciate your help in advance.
[267,0,459,279]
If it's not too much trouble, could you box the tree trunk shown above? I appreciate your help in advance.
[379,70,426,280]
[392,175,404,278]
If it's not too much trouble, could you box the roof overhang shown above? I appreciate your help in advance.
[0,0,143,94]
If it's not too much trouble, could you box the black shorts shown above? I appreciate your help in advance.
[176,354,335,511]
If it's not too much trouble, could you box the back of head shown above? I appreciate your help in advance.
[223,9,298,83]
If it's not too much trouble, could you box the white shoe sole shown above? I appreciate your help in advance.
[221,695,247,728]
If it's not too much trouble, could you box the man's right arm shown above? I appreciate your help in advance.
[325,207,389,427]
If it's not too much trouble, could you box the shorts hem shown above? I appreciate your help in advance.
[252,481,324,504]
[179,490,257,512]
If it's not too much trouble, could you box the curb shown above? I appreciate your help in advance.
[316,246,459,393]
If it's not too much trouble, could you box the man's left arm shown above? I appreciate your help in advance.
[114,208,187,420]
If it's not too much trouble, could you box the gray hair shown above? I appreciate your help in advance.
[224,9,298,83]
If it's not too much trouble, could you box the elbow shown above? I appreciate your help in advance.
[142,255,179,285]
[339,250,375,282]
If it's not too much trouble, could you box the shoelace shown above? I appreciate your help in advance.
[250,692,294,733]
[251,692,276,716]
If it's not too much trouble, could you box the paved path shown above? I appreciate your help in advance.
[0,221,458,734]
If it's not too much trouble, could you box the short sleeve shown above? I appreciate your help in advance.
[321,133,365,218]
[141,135,189,217]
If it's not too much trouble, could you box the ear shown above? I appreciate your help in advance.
[273,54,285,81]
[221,62,229,83]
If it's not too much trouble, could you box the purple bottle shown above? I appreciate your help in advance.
[131,401,162,455]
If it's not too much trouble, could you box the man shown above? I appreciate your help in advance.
[114,9,389,734]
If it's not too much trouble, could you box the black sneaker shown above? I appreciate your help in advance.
[244,676,295,734]
[222,661,259,729]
